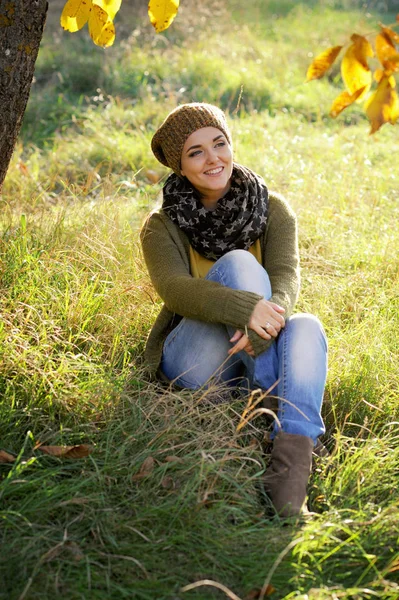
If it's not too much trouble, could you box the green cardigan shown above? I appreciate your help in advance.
[140,192,300,375]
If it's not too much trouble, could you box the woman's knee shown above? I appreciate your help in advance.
[207,250,271,297]
[288,313,328,350]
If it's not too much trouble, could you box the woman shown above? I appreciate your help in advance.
[140,103,328,518]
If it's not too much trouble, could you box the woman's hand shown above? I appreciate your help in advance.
[228,301,285,356]
[228,329,254,356]
[248,299,285,340]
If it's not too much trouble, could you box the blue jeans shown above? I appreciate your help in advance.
[161,250,327,444]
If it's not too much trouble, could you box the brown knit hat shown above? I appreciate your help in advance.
[151,103,232,177]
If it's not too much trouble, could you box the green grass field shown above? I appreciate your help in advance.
[1,1,399,598]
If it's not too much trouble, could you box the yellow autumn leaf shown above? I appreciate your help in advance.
[341,35,373,100]
[61,0,92,32]
[350,33,374,64]
[376,32,399,72]
[148,0,179,34]
[380,24,399,45]
[374,68,396,87]
[88,4,115,47]
[306,45,343,82]
[364,76,399,134]
[92,0,121,20]
[330,86,366,117]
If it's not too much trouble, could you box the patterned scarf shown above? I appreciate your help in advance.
[162,163,269,260]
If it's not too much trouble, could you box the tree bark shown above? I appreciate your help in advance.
[0,0,48,192]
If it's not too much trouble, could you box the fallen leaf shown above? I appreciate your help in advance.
[330,86,366,117]
[164,455,184,463]
[306,45,343,81]
[38,444,92,458]
[0,450,16,464]
[131,456,155,481]
[365,75,399,133]
[148,0,179,33]
[161,476,175,489]
[244,585,276,599]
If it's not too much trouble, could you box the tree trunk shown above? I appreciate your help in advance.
[0,0,48,192]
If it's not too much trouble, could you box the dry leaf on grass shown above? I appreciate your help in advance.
[161,476,175,490]
[0,450,16,463]
[245,585,276,599]
[131,456,155,481]
[38,444,92,458]
[164,455,184,464]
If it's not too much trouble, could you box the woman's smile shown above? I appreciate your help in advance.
[204,166,224,176]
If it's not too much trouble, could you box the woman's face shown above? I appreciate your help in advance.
[180,126,233,204]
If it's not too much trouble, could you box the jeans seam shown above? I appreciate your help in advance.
[280,328,288,432]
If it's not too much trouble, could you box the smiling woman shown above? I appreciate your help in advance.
[140,103,328,519]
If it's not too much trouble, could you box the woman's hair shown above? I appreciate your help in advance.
[151,102,232,176]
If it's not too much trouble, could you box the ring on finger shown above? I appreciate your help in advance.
[265,322,271,330]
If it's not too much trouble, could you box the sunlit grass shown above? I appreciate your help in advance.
[1,1,399,598]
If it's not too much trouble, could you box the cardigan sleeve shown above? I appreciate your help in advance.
[140,212,263,331]
[264,194,300,316]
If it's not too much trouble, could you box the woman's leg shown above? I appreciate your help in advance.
[207,251,327,445]
[161,318,243,389]
[253,314,328,445]
[161,249,271,389]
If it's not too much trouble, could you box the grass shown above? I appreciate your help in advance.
[1,0,399,598]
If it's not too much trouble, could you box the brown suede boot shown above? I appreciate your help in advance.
[263,432,314,518]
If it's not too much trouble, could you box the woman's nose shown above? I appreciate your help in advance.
[205,148,217,163]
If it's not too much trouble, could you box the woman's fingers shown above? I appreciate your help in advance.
[228,334,251,355]
[264,321,279,338]
[270,302,286,314]
[252,325,272,341]
[229,329,244,343]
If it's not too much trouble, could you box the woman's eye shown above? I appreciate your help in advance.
[189,150,202,158]
[215,141,226,148]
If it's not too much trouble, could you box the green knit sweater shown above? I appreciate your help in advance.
[140,192,300,375]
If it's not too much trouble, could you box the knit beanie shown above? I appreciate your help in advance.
[151,103,232,177]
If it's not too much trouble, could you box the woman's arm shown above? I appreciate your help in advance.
[263,193,300,317]
[246,194,300,356]
[140,212,263,332]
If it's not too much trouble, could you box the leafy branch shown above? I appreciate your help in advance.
[307,14,399,133]
[60,0,179,47]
